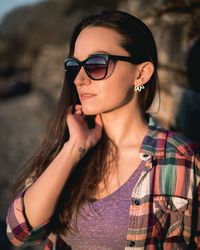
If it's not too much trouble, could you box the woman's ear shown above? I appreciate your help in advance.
[134,62,154,87]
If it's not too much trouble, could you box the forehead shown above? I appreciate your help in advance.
[73,26,127,60]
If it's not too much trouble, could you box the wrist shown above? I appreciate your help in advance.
[63,139,87,162]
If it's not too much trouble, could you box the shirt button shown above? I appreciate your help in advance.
[167,204,171,209]
[134,198,140,205]
[130,241,135,247]
[139,153,151,161]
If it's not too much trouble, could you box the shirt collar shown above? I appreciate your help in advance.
[139,115,167,158]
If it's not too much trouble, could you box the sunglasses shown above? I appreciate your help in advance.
[64,54,138,81]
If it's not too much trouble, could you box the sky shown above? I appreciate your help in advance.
[0,0,42,20]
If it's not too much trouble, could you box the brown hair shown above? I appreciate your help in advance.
[15,10,159,233]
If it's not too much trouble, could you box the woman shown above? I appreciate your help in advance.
[6,10,200,249]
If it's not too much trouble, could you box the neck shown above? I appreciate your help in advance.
[101,100,148,148]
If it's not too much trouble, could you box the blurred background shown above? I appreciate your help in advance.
[0,0,200,249]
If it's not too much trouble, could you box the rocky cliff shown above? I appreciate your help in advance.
[0,0,199,249]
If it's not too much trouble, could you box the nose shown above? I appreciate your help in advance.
[74,67,91,86]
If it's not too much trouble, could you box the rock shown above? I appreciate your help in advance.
[0,1,200,249]
[0,91,52,217]
[0,91,52,249]
[31,44,66,102]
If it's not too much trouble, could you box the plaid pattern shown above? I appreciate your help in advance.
[6,192,51,247]
[6,117,200,249]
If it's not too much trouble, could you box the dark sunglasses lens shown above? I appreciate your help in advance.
[65,60,80,80]
[85,56,107,79]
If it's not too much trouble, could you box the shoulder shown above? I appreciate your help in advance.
[161,130,200,176]
[144,115,200,160]
[166,130,200,157]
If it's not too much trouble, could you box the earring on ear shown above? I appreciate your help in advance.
[134,78,145,92]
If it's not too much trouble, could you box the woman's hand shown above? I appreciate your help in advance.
[66,105,103,156]
[22,105,100,228]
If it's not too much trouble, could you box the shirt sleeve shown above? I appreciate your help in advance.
[6,191,51,246]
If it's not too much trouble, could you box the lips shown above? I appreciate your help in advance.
[80,93,96,96]
[81,93,96,97]
[80,92,97,101]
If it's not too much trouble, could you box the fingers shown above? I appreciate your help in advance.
[95,114,103,127]
[74,105,84,116]
[68,105,83,115]
[67,106,103,130]
[68,105,73,114]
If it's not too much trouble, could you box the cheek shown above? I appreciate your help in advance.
[105,85,134,105]
[80,77,135,115]
[102,78,134,102]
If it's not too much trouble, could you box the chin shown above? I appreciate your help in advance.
[82,107,97,116]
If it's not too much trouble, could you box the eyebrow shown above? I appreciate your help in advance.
[89,50,108,55]
[73,50,109,60]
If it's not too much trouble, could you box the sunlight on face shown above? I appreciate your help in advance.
[73,26,138,116]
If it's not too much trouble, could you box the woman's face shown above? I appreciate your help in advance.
[73,26,139,115]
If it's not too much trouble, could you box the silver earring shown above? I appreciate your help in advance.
[134,85,145,92]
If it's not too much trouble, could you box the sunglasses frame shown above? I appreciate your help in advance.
[64,54,138,81]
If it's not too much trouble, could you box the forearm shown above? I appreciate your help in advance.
[24,139,81,228]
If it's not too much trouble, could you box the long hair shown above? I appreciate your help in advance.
[14,10,158,233]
